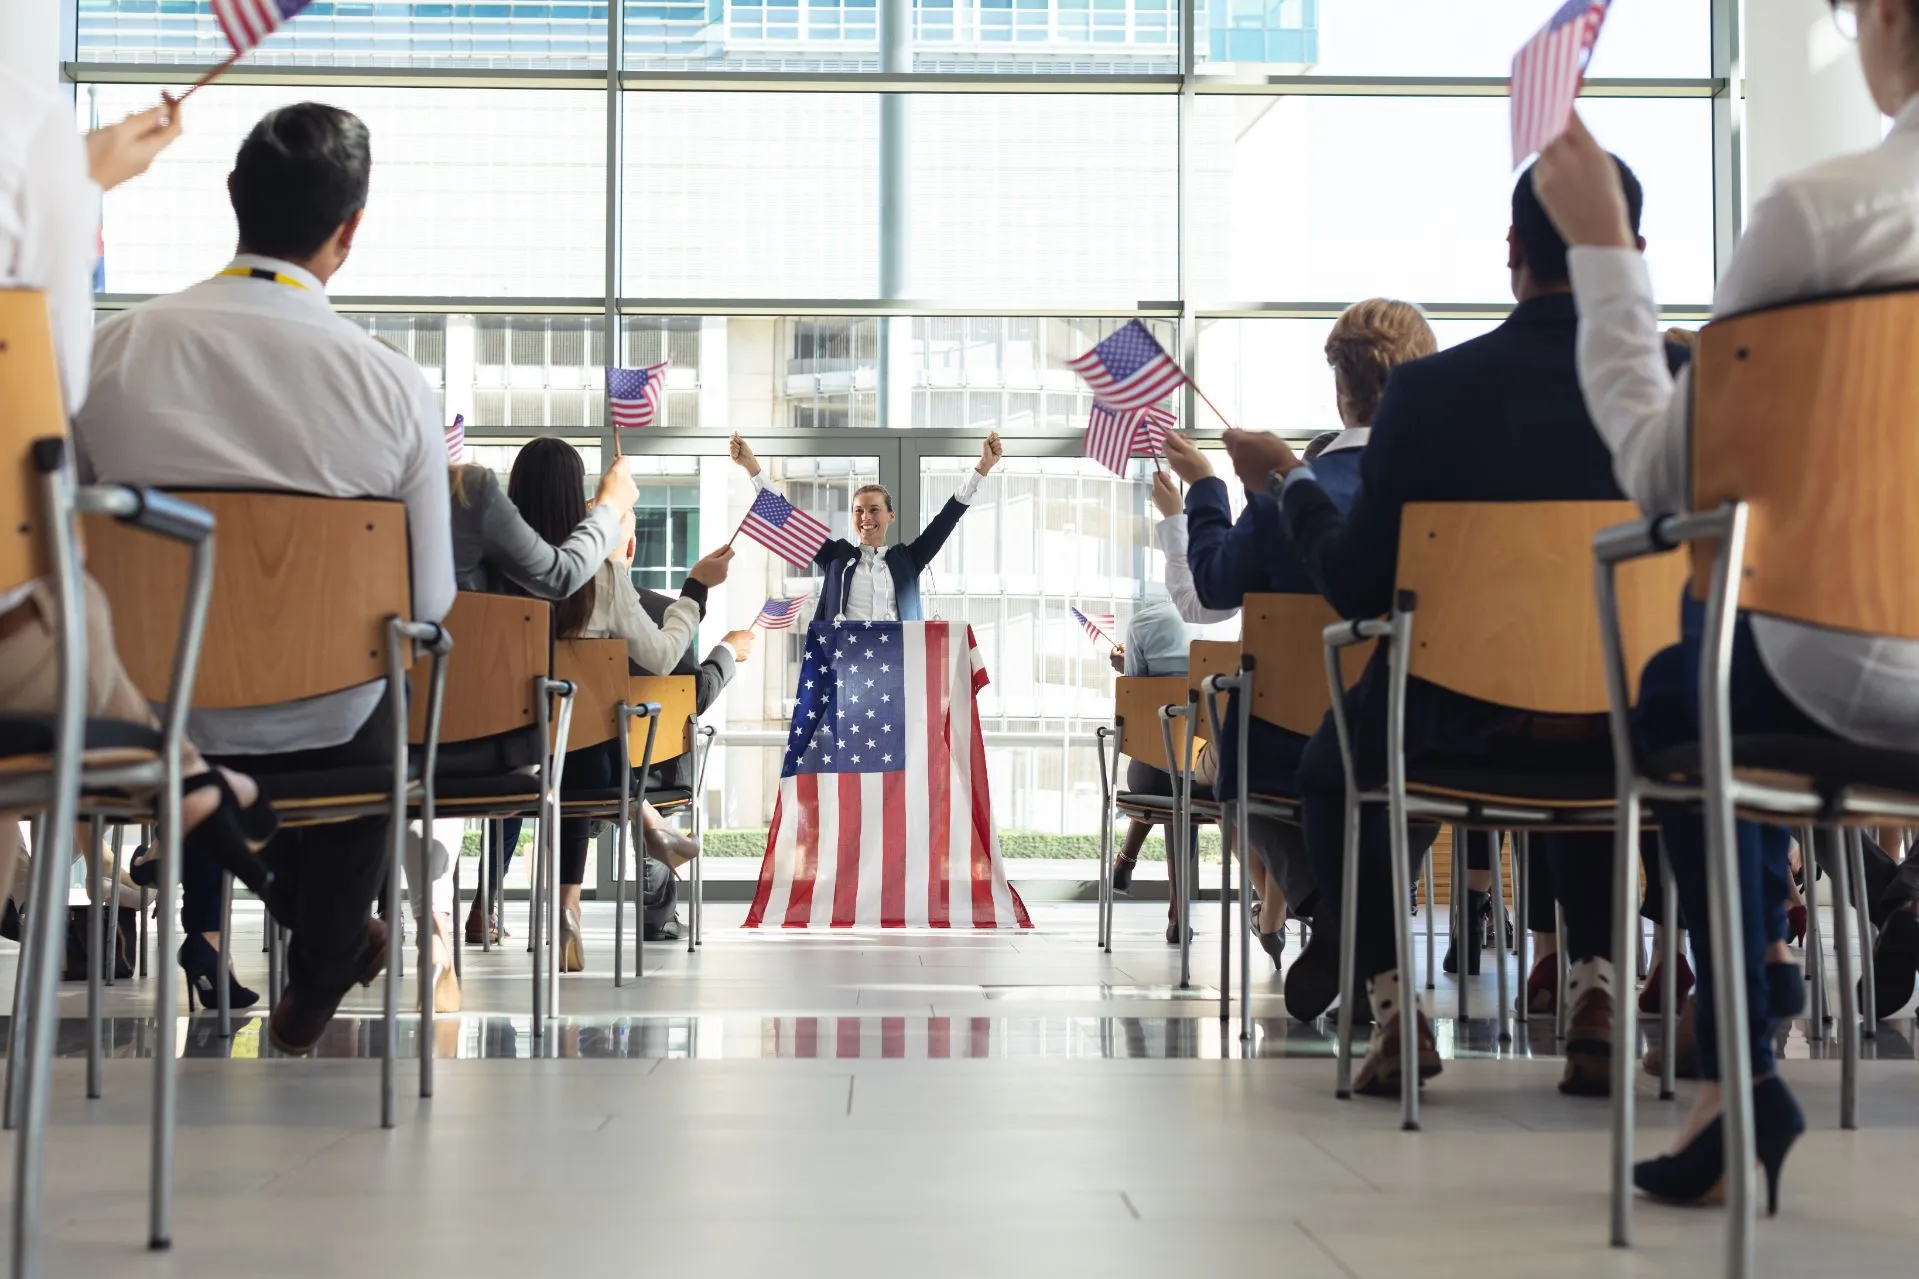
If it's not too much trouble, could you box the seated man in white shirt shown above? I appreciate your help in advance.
[74,102,455,1054]
[728,432,1002,622]
[1532,0,1919,1192]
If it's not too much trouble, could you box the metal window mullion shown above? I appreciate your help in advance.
[1710,0,1744,282]
[604,0,625,452]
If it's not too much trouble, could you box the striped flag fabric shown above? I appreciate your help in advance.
[739,487,832,569]
[746,620,1031,929]
[1084,403,1141,477]
[1067,319,1188,412]
[444,413,465,464]
[608,361,668,430]
[1510,0,1611,166]
[752,595,811,631]
[212,0,313,54]
[1071,606,1119,648]
[1131,402,1175,457]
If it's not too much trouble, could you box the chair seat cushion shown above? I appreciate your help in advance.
[1406,760,1617,805]
[432,774,541,803]
[560,785,692,809]
[1646,734,1919,799]
[1117,785,1214,819]
[255,762,419,804]
[0,715,163,760]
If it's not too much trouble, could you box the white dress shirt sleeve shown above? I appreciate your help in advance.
[953,468,985,504]
[397,374,457,624]
[601,563,702,675]
[1567,185,1823,517]
[1155,515,1237,625]
[15,92,101,416]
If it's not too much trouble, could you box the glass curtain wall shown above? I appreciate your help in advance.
[71,0,1731,862]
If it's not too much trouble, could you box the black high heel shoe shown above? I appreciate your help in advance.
[179,934,259,1013]
[1111,852,1138,894]
[130,773,282,909]
[1633,1075,1805,1214]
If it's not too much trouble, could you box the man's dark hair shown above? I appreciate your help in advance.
[230,103,371,262]
[853,483,894,514]
[1512,153,1644,288]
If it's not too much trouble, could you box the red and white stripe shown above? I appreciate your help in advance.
[1085,403,1141,477]
[444,413,465,464]
[1510,0,1611,166]
[744,623,1030,930]
[1131,403,1175,457]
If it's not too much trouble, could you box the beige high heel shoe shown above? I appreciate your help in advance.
[560,907,584,974]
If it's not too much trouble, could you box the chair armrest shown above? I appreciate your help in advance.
[74,483,215,545]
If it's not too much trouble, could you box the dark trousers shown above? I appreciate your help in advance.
[1298,652,1616,979]
[198,701,397,999]
[559,741,624,888]
[1634,595,1808,1080]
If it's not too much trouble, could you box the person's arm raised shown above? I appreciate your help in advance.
[907,432,1000,568]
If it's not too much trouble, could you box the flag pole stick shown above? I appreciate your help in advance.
[169,51,241,105]
[1191,383,1236,433]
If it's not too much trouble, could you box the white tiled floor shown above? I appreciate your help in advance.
[9,897,1919,1277]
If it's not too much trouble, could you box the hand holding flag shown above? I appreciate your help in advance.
[1511,0,1611,167]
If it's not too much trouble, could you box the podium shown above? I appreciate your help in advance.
[745,620,1031,929]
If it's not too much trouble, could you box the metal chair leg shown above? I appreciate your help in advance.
[4,817,42,1132]
[1423,853,1435,991]
[1452,827,1469,1023]
[1333,788,1362,1100]
[1515,838,1530,1027]
[1609,792,1642,1247]
[1803,830,1826,1042]
[1554,903,1569,1043]
[217,873,233,1040]
[87,814,105,1100]
[1848,829,1876,1039]
[1659,849,1679,1101]
[1823,827,1859,1131]
[106,823,125,988]
[1490,832,1511,1047]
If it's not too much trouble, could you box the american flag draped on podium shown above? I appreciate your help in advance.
[1511,0,1611,166]
[746,621,1031,929]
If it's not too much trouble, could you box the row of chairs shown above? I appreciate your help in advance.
[1094,289,1919,1275]
[0,289,716,1277]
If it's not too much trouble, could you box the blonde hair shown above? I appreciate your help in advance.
[1324,299,1438,428]
[449,463,478,509]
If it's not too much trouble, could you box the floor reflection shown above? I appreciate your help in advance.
[10,1011,1910,1063]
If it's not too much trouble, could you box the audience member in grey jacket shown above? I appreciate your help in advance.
[448,458,636,597]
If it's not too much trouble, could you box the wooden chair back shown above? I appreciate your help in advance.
[1186,639,1239,743]
[1113,675,1198,773]
[0,291,66,596]
[1240,594,1374,735]
[407,593,551,745]
[627,675,699,770]
[87,492,413,709]
[551,638,629,753]
[1694,291,1919,638]
[1395,501,1685,713]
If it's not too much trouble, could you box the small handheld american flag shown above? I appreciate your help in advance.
[1511,0,1611,167]
[608,361,669,431]
[739,488,832,569]
[444,413,465,464]
[212,0,314,55]
[752,595,811,632]
[1084,402,1174,476]
[1131,403,1175,458]
[1071,606,1119,648]
[1067,320,1188,413]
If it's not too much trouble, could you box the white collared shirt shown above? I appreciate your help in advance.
[0,68,98,418]
[1313,426,1370,457]
[752,469,984,621]
[1154,515,1237,625]
[76,255,456,755]
[1568,95,1919,749]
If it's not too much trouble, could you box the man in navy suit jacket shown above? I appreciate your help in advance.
[1224,156,1688,1100]
[730,432,1002,622]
